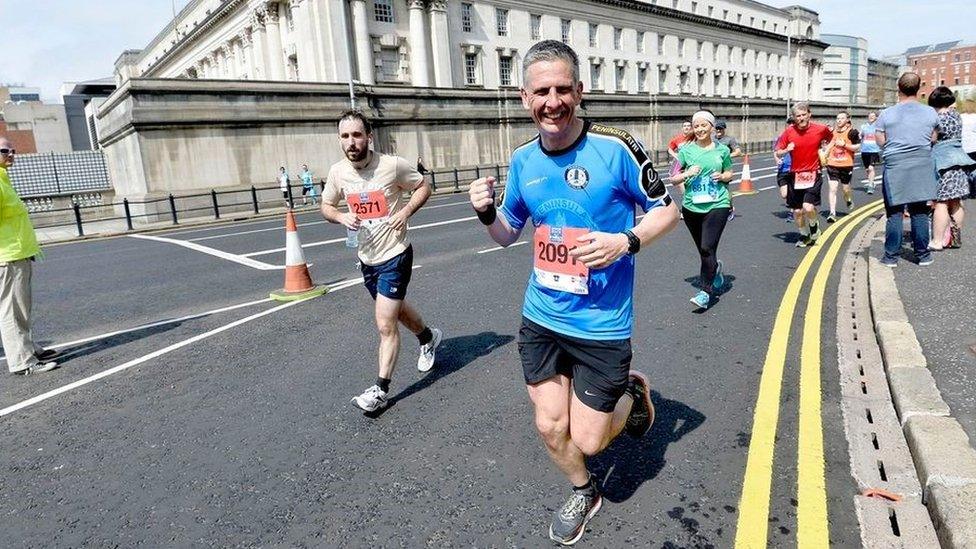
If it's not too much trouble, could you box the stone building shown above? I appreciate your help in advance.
[123,0,827,101]
[867,57,897,107]
[821,34,867,104]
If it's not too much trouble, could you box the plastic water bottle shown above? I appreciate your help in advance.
[346,227,359,248]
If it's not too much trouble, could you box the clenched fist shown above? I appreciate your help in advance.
[469,176,496,213]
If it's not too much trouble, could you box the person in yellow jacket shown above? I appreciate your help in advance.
[0,137,60,375]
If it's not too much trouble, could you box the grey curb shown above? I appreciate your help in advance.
[867,234,976,547]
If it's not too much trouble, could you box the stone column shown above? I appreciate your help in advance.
[428,0,452,87]
[241,29,255,78]
[407,0,430,86]
[219,45,232,78]
[208,52,220,78]
[289,0,318,81]
[264,2,286,80]
[250,11,268,79]
[350,0,374,84]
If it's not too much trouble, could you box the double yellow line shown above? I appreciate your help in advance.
[734,200,884,548]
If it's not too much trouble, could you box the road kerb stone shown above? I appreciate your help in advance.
[875,320,928,370]
[887,367,951,425]
[867,256,910,323]
[903,415,976,499]
[854,495,940,549]
[927,483,976,548]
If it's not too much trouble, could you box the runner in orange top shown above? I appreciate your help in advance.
[824,111,861,223]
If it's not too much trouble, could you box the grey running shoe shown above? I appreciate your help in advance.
[795,236,813,248]
[549,483,603,545]
[417,327,442,372]
[625,370,655,438]
[351,385,388,412]
[36,348,62,361]
[13,361,59,375]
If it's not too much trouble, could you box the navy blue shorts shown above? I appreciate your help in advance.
[361,245,413,300]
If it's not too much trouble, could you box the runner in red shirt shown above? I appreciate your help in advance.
[775,102,833,247]
[668,121,694,192]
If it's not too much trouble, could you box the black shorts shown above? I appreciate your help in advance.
[360,245,413,300]
[826,166,854,185]
[777,172,794,187]
[861,152,880,168]
[518,316,631,413]
[786,171,823,209]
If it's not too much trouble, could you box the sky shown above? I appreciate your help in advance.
[1,1,972,104]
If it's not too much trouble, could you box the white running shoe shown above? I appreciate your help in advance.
[417,327,442,372]
[351,385,388,412]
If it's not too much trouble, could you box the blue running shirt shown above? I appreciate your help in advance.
[500,121,671,340]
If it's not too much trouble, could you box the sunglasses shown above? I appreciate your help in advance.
[0,148,15,155]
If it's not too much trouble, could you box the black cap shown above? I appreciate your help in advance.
[715,120,728,130]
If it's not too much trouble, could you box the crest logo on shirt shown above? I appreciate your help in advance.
[359,192,369,201]
[564,165,589,190]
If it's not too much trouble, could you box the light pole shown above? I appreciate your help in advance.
[786,34,792,119]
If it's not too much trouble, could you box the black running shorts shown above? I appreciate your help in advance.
[826,166,854,185]
[786,171,823,209]
[777,171,793,187]
[861,152,880,169]
[518,316,631,413]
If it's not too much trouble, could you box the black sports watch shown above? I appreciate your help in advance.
[624,230,641,255]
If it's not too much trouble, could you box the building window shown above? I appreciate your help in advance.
[561,19,571,43]
[591,62,602,90]
[697,41,703,61]
[614,27,622,50]
[713,73,721,95]
[637,31,645,53]
[723,9,728,20]
[616,65,626,91]
[736,13,742,23]
[679,71,689,94]
[761,19,766,29]
[659,69,668,93]
[589,23,598,47]
[496,8,508,36]
[691,1,698,13]
[749,16,754,26]
[713,44,720,62]
[499,55,513,86]
[658,35,665,55]
[954,77,959,85]
[678,38,685,57]
[461,3,473,32]
[638,67,647,92]
[373,0,394,23]
[773,23,777,32]
[464,53,479,85]
[708,6,713,17]
[672,0,678,8]
[954,54,961,62]
[531,14,541,40]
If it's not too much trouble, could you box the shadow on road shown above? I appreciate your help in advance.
[589,390,706,503]
[33,321,186,365]
[364,331,515,418]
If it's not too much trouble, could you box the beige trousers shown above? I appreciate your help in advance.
[0,258,40,373]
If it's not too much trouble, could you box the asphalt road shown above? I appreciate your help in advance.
[2,153,883,547]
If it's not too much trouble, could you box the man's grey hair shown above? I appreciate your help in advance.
[792,102,811,114]
[522,40,580,86]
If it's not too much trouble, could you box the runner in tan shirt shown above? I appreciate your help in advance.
[321,111,442,413]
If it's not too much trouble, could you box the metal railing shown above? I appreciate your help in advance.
[30,141,774,238]
[7,150,111,197]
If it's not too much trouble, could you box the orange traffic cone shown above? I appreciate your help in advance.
[270,210,328,301]
[737,154,757,195]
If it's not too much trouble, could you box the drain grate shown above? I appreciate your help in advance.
[837,219,940,547]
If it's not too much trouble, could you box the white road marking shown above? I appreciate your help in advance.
[477,241,527,254]
[242,216,477,257]
[0,298,273,364]
[129,234,283,270]
[0,299,307,417]
[0,269,411,418]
